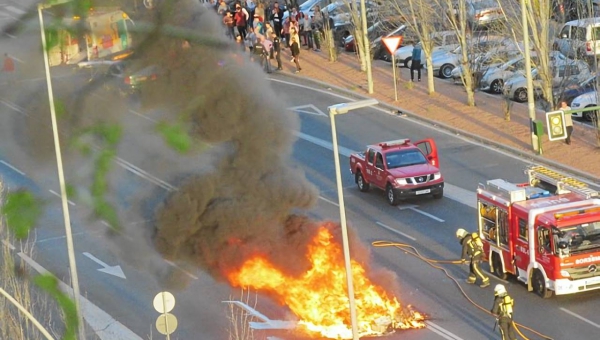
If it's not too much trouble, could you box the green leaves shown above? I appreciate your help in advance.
[1,190,43,240]
[34,275,78,340]
[156,121,192,154]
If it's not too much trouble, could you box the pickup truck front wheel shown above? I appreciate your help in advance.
[386,184,400,206]
[356,172,370,192]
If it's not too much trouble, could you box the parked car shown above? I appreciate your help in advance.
[448,0,505,30]
[553,17,600,59]
[479,51,568,94]
[394,31,460,68]
[321,0,379,28]
[503,59,592,102]
[427,36,515,79]
[342,19,406,57]
[282,0,327,21]
[554,74,599,105]
[450,48,522,85]
[570,90,600,120]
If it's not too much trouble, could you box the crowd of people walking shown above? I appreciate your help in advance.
[210,0,328,73]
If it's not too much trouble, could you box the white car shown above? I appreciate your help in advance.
[393,31,459,68]
[479,51,567,94]
[503,59,592,102]
[570,91,599,121]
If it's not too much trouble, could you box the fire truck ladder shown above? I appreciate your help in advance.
[526,166,599,199]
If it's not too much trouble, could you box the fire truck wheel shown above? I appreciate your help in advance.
[491,253,508,280]
[356,172,370,192]
[386,184,400,206]
[532,269,554,299]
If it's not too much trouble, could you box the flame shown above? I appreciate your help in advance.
[227,226,426,339]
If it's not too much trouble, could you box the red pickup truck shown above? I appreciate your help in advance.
[349,138,444,205]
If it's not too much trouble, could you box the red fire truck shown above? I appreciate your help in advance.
[477,165,600,298]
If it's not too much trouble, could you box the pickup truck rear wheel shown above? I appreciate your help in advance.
[356,172,370,192]
[386,184,400,206]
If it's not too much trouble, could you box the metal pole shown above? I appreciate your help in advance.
[521,0,538,153]
[392,55,398,101]
[329,108,359,340]
[38,5,86,340]
[359,0,373,94]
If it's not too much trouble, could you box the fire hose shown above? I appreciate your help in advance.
[372,241,554,340]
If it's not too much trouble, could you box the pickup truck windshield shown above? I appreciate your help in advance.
[385,149,427,169]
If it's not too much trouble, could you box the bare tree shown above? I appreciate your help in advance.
[391,0,445,95]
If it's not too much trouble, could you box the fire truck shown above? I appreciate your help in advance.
[477,165,600,298]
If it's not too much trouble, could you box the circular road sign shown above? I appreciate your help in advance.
[156,313,178,335]
[153,291,175,314]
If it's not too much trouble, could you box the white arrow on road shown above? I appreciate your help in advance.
[287,104,327,117]
[83,252,126,279]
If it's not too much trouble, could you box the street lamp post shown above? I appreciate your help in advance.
[328,98,378,340]
[38,2,86,339]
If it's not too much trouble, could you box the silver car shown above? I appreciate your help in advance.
[480,51,568,94]
[394,31,459,68]
[427,36,515,78]
[503,59,592,102]
[449,0,505,30]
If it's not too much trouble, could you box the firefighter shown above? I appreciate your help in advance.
[491,284,517,340]
[456,228,490,288]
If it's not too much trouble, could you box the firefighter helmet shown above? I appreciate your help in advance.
[494,284,507,296]
[456,228,468,239]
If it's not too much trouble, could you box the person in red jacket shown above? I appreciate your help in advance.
[234,4,247,39]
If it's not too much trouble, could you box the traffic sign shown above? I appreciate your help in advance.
[382,36,403,54]
[153,292,176,314]
[545,110,567,141]
[156,313,178,335]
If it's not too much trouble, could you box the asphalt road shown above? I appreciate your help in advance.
[1,3,599,339]
[3,69,600,339]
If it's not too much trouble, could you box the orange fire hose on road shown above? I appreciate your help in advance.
[372,241,554,340]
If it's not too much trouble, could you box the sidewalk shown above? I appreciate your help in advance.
[274,47,600,183]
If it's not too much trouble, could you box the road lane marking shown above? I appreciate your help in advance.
[114,158,177,191]
[17,252,144,340]
[36,231,90,244]
[560,308,600,328]
[164,260,199,280]
[0,160,25,175]
[295,131,357,157]
[409,207,445,222]
[0,99,25,113]
[375,222,416,241]
[129,109,158,122]
[426,321,464,340]
[48,189,76,206]
[319,195,339,207]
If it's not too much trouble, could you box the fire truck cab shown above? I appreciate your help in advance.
[477,165,600,298]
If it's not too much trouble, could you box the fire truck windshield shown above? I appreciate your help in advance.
[554,221,600,255]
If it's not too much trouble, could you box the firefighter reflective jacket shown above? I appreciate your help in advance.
[461,234,483,260]
[492,294,514,317]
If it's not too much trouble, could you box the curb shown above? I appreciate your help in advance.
[272,72,600,186]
